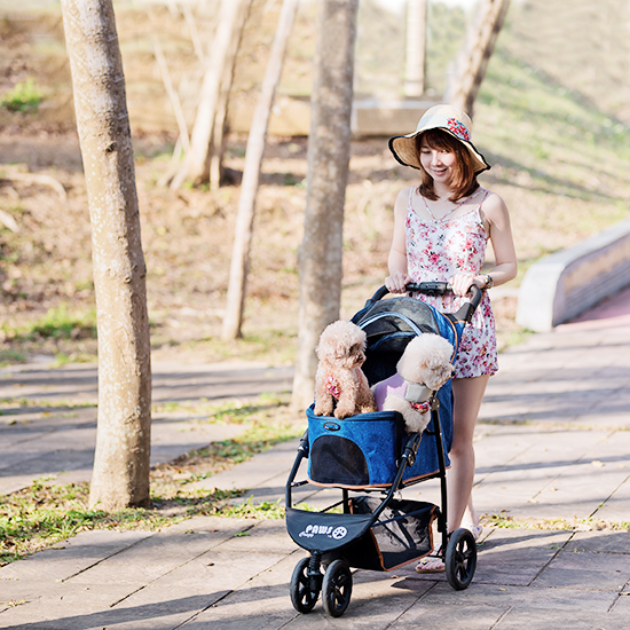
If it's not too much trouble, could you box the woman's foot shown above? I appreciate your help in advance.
[462,522,482,541]
[415,546,444,573]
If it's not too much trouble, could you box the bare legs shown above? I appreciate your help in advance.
[447,375,489,533]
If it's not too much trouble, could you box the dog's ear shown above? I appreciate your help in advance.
[422,363,453,390]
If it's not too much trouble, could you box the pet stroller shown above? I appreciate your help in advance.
[285,282,482,617]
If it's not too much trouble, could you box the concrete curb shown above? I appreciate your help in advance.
[516,218,630,331]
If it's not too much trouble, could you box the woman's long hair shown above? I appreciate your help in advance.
[415,129,479,201]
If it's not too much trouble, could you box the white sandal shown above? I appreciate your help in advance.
[462,523,482,542]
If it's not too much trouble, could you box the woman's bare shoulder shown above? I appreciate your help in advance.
[480,189,508,217]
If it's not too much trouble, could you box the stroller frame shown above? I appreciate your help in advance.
[285,283,482,617]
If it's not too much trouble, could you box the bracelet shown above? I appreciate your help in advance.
[482,274,494,290]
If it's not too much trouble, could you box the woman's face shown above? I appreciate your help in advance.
[419,139,457,186]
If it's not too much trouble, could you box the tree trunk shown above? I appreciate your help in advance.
[404,0,427,98]
[445,0,510,117]
[60,0,152,511]
[170,0,246,189]
[209,0,252,191]
[222,0,299,341]
[290,0,358,411]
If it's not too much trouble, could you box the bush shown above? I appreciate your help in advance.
[1,79,45,113]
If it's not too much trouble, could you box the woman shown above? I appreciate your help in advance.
[385,104,517,572]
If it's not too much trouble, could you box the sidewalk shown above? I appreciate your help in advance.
[1,288,629,629]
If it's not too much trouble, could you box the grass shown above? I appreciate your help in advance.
[0,79,45,113]
[483,512,630,533]
[1,393,303,566]
[1,305,97,343]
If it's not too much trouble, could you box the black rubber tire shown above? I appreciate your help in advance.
[290,557,319,613]
[322,559,353,617]
[445,527,477,590]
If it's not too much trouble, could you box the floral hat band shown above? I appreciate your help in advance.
[388,104,490,174]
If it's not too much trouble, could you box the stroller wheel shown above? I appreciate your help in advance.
[445,527,477,590]
[290,557,320,613]
[322,559,353,617]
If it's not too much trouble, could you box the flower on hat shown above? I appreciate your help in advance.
[447,118,470,141]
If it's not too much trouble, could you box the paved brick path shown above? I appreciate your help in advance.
[1,288,629,629]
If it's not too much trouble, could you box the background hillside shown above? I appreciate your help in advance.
[0,0,629,366]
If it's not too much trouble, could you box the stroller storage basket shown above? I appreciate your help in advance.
[342,496,438,571]
[306,398,452,489]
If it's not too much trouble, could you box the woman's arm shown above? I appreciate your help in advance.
[385,188,412,293]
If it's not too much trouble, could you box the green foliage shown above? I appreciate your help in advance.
[220,497,285,520]
[0,481,176,566]
[0,79,45,113]
[1,305,97,342]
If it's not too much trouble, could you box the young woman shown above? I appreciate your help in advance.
[385,104,517,572]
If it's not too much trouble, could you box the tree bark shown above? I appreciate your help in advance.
[60,0,152,511]
[445,0,510,117]
[404,0,427,98]
[170,0,246,189]
[222,0,299,341]
[290,0,358,411]
[209,0,252,191]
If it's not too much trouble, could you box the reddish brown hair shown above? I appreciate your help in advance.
[415,129,479,201]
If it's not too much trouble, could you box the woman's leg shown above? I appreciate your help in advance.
[447,375,489,533]
[416,374,489,573]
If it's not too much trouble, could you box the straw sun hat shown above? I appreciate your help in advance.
[388,104,490,175]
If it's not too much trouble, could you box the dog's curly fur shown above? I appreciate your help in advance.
[380,333,454,433]
[313,321,377,419]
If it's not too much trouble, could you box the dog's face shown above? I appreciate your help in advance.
[316,321,367,370]
[397,333,454,390]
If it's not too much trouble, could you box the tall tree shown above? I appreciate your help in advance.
[170,0,249,189]
[222,0,300,340]
[60,0,152,510]
[445,0,510,117]
[404,0,428,98]
[291,0,359,410]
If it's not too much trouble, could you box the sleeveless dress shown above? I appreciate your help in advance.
[405,187,498,378]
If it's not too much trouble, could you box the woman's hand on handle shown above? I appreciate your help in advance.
[450,273,485,298]
[385,272,412,294]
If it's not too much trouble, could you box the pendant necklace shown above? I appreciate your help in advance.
[423,189,481,221]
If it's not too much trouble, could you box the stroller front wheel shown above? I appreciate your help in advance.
[290,557,320,613]
[322,559,353,617]
[445,527,477,590]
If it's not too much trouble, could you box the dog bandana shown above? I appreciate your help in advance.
[325,375,341,399]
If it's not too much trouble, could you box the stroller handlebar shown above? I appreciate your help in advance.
[368,282,482,323]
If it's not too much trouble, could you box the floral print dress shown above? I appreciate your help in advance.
[405,187,498,378]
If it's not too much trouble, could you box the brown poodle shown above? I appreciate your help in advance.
[313,320,377,419]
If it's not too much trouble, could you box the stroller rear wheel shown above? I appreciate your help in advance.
[445,527,477,590]
[290,557,320,613]
[322,559,353,617]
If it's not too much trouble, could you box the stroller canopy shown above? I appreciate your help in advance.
[351,294,464,386]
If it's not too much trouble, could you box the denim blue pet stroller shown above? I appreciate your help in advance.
[285,282,482,617]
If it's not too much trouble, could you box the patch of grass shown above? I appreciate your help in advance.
[482,512,630,532]
[0,349,27,366]
[220,497,285,520]
[0,79,45,113]
[51,351,98,367]
[0,481,172,566]
[1,305,97,342]
[0,393,302,565]
[181,328,297,365]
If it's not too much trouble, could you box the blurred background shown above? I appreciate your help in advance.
[1,0,629,366]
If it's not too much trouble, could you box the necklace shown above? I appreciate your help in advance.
[422,189,481,221]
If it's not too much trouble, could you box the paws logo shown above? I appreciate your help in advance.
[298,524,348,540]
[332,527,347,540]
